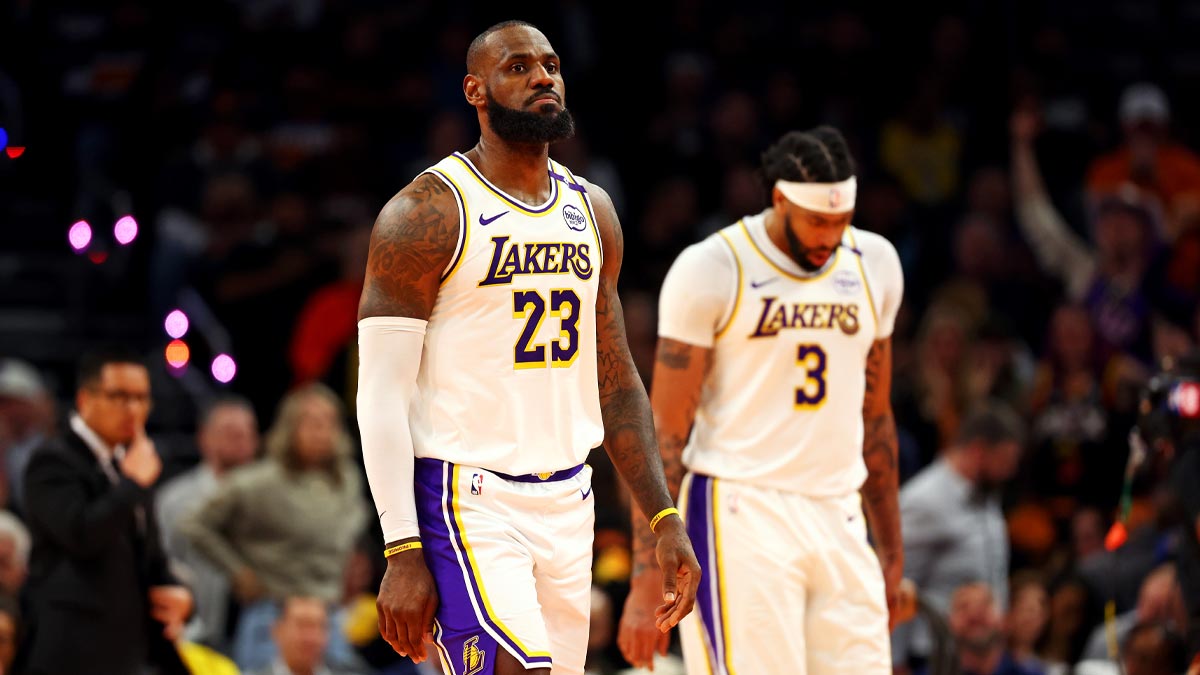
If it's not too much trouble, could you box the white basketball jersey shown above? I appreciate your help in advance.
[412,152,605,473]
[684,216,879,496]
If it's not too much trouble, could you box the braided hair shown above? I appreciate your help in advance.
[760,126,856,194]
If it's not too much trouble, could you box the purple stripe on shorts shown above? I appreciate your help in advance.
[686,474,723,673]
[414,458,554,670]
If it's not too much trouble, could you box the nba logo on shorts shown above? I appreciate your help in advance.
[463,635,486,675]
[471,473,484,495]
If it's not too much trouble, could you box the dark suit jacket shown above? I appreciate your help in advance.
[18,427,188,675]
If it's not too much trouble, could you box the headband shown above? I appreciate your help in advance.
[775,177,857,214]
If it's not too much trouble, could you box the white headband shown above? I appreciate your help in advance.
[775,177,857,214]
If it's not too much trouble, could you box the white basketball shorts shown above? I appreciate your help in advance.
[414,458,594,675]
[678,471,891,674]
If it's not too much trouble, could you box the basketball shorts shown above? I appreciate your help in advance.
[678,472,891,675]
[414,457,594,675]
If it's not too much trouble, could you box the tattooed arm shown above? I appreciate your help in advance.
[632,338,711,578]
[357,172,459,662]
[358,172,458,321]
[586,180,700,636]
[619,337,712,667]
[860,337,904,629]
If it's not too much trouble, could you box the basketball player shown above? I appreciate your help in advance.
[618,127,906,673]
[355,20,700,675]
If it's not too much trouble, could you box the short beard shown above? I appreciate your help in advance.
[486,92,575,145]
[784,215,832,272]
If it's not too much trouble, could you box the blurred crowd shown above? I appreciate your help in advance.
[3,1,1200,673]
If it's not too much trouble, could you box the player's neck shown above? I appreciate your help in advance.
[467,136,552,205]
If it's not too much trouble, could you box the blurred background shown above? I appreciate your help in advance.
[1,1,1199,673]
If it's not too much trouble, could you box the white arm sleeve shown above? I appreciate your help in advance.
[356,316,427,544]
[854,229,905,339]
[657,237,737,348]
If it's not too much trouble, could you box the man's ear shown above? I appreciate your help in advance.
[464,74,486,108]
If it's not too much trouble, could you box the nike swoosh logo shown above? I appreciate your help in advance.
[581,487,592,500]
[479,211,509,226]
[750,277,778,289]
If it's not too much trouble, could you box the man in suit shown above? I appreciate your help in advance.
[20,346,193,674]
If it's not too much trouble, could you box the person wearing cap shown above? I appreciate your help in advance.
[1087,82,1200,238]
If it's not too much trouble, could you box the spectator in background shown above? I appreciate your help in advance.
[880,75,962,209]
[1039,575,1102,674]
[0,511,29,598]
[1012,107,1160,364]
[22,347,192,674]
[1026,304,1112,513]
[1119,622,1189,675]
[1007,572,1051,673]
[0,358,56,514]
[947,581,1044,675]
[180,383,367,671]
[156,395,260,650]
[1080,563,1187,662]
[288,224,371,403]
[895,402,1025,669]
[1086,83,1200,240]
[898,303,973,455]
[249,596,359,675]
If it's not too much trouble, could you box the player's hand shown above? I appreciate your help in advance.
[378,544,438,663]
[618,569,671,670]
[652,517,700,633]
[894,578,918,626]
[120,427,162,488]
[881,554,905,631]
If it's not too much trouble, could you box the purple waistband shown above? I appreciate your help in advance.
[489,463,586,483]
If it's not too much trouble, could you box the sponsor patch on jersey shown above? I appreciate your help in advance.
[833,269,862,296]
[562,204,587,231]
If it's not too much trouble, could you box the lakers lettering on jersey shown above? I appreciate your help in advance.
[412,152,606,474]
[658,212,904,496]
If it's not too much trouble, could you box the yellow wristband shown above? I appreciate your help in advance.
[384,542,423,558]
[649,507,681,533]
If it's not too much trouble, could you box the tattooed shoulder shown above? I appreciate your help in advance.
[358,173,460,320]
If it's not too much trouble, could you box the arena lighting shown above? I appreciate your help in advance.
[68,221,92,251]
[0,127,6,150]
[114,215,138,245]
[211,354,237,383]
[165,339,191,368]
[164,310,189,339]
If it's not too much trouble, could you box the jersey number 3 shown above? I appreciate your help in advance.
[513,289,581,369]
[795,344,828,408]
